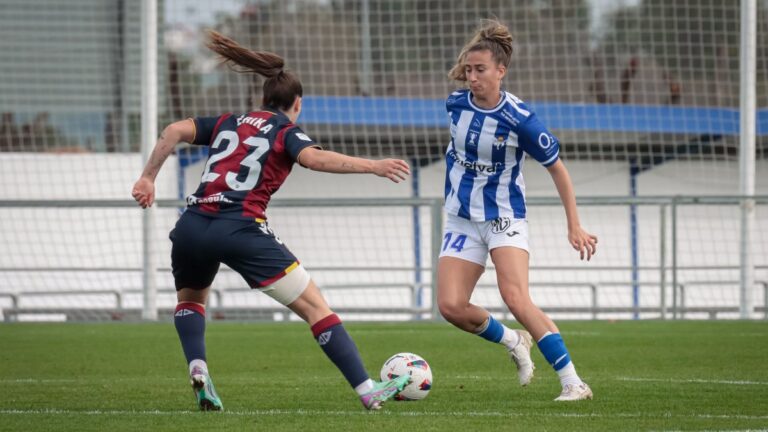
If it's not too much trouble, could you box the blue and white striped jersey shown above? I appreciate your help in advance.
[444,89,560,221]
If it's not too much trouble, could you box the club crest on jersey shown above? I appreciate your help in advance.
[494,135,507,150]
[491,217,512,233]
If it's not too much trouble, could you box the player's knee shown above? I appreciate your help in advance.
[437,298,468,325]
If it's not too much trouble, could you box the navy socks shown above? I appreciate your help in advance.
[311,314,369,388]
[174,302,207,364]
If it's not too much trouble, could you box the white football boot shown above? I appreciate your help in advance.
[507,330,535,386]
[554,382,593,401]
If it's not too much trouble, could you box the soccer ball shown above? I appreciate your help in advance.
[380,352,432,401]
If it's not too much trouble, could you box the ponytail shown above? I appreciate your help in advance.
[206,30,302,111]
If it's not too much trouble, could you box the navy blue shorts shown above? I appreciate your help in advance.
[169,211,299,290]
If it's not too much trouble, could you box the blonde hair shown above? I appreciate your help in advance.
[448,20,514,82]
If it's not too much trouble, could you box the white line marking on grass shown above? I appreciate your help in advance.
[449,375,512,380]
[0,378,179,384]
[559,331,602,336]
[618,377,768,386]
[0,375,512,385]
[0,379,78,383]
[2,409,767,421]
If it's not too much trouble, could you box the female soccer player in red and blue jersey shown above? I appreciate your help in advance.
[131,30,410,411]
[438,20,598,401]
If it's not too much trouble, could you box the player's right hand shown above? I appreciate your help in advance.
[373,159,411,183]
[131,177,155,208]
[568,226,598,261]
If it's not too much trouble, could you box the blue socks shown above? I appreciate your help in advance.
[476,315,504,343]
[537,332,571,371]
[311,314,369,389]
[174,302,207,364]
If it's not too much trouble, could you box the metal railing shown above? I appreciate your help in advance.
[1,195,767,321]
[2,279,766,322]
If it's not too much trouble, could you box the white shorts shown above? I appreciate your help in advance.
[439,213,529,266]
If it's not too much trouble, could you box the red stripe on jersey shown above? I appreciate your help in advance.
[175,302,205,316]
[241,125,295,219]
[209,114,231,144]
[311,313,342,337]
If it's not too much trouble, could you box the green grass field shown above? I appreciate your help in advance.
[1,320,766,431]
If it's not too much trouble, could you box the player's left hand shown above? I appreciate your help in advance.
[568,226,597,261]
[373,159,411,183]
[131,177,155,208]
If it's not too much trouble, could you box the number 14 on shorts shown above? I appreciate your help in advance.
[442,232,467,252]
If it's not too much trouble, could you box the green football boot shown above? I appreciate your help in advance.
[360,375,411,410]
[190,367,224,411]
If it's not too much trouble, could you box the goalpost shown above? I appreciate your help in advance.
[739,0,757,319]
[140,0,159,321]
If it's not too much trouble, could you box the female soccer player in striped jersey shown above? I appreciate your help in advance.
[437,20,597,401]
[131,30,410,411]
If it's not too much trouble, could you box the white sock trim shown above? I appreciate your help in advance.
[500,326,521,350]
[354,378,375,396]
[556,362,582,387]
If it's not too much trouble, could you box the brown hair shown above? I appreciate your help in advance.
[206,30,303,111]
[448,20,514,82]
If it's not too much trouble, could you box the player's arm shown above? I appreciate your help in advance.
[546,159,598,260]
[131,119,195,208]
[297,147,411,183]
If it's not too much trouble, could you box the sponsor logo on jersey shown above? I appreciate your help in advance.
[186,192,234,206]
[538,132,555,149]
[317,331,332,346]
[448,149,502,174]
[499,109,520,126]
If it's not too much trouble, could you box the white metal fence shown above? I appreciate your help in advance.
[1,196,765,322]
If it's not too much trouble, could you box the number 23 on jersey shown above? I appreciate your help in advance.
[200,130,270,191]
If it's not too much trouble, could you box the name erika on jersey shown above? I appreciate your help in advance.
[236,114,275,133]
